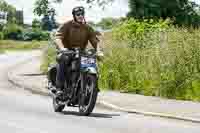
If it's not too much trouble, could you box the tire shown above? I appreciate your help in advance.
[53,96,65,112]
[79,74,98,116]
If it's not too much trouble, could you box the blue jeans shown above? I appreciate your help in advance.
[56,54,71,89]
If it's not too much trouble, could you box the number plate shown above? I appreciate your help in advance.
[81,57,96,68]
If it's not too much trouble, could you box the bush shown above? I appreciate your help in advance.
[3,24,23,40]
[112,18,171,48]
[2,24,49,41]
[23,28,50,41]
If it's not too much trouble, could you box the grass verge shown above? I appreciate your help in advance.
[0,40,47,50]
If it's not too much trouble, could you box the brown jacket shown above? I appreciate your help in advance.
[55,20,98,49]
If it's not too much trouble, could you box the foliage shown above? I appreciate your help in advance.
[78,0,114,7]
[2,23,49,41]
[99,28,200,101]
[38,0,200,27]
[23,28,50,41]
[76,0,200,27]
[32,19,42,29]
[87,21,96,27]
[0,0,17,23]
[34,0,58,31]
[97,17,123,30]
[112,18,171,48]
[41,13,57,31]
[127,0,200,27]
[34,0,50,17]
[2,23,23,40]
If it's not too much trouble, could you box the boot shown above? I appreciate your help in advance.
[56,87,64,96]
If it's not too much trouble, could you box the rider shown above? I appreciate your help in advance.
[54,6,102,94]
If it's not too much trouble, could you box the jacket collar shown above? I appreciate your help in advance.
[71,20,86,27]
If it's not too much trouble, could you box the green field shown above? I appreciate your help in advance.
[0,40,47,51]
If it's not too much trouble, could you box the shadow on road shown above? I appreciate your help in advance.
[61,111,120,119]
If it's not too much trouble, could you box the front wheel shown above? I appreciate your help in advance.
[79,74,98,116]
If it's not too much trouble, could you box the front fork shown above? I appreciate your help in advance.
[79,72,86,105]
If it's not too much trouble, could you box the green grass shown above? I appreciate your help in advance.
[0,40,47,50]
[99,28,200,101]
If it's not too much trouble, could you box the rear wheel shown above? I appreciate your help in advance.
[79,74,98,116]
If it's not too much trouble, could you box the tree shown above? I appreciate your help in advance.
[32,18,42,29]
[34,0,58,31]
[34,0,50,17]
[127,0,200,27]
[41,13,56,31]
[0,0,17,24]
[78,0,114,7]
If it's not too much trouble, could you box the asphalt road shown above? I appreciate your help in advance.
[0,51,200,133]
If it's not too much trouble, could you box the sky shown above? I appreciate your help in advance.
[192,0,200,4]
[5,0,130,24]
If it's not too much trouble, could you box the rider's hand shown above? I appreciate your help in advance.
[57,48,68,61]
[96,50,104,57]
[96,50,104,61]
[58,48,68,55]
[60,48,68,51]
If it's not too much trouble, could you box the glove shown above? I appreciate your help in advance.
[57,48,67,61]
[96,50,104,57]
[56,53,63,62]
[60,48,68,52]
[96,51,104,61]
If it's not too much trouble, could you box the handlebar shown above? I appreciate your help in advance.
[57,48,97,57]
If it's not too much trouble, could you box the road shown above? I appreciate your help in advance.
[0,51,200,133]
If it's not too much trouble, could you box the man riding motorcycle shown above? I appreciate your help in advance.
[54,6,103,95]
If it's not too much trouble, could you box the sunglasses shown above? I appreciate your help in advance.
[75,13,84,16]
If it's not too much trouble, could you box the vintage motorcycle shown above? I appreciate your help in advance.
[47,48,99,116]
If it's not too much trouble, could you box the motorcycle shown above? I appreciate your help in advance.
[47,48,99,116]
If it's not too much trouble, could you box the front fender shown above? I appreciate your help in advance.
[82,67,97,74]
